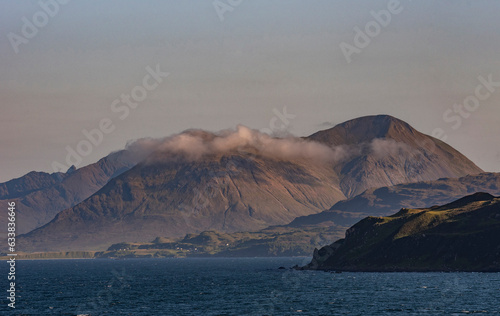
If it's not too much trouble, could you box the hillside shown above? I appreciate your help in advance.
[98,226,346,258]
[17,152,345,251]
[289,172,500,228]
[301,193,500,272]
[0,150,140,234]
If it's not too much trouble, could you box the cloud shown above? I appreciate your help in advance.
[370,138,414,158]
[125,125,353,164]
[124,125,419,165]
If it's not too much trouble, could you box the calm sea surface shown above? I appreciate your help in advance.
[1,257,499,315]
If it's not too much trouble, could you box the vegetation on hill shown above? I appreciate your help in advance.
[301,193,500,272]
[99,226,346,258]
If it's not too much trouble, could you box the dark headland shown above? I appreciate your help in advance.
[299,193,500,272]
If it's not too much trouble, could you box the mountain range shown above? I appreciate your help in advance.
[0,150,140,234]
[12,115,485,252]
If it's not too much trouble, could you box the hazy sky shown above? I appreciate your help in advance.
[1,0,499,182]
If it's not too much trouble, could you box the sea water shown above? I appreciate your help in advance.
[1,257,499,315]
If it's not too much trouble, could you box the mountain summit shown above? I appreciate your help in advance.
[308,115,419,145]
[308,115,483,196]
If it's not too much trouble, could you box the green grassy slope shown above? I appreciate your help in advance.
[302,193,500,272]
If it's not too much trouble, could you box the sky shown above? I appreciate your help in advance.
[1,0,499,182]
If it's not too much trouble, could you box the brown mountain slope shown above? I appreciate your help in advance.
[331,172,500,215]
[18,153,345,251]
[0,150,139,234]
[307,115,483,197]
[288,172,500,228]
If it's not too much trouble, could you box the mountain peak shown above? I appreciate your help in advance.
[66,165,77,174]
[307,115,419,146]
[306,115,483,196]
[338,114,413,132]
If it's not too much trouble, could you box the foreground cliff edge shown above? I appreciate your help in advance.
[299,193,500,272]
